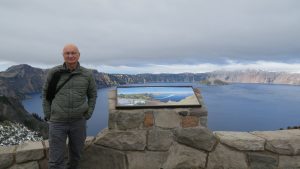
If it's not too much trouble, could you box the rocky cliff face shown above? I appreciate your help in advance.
[207,70,300,85]
[0,96,48,138]
[0,64,46,99]
[0,65,208,98]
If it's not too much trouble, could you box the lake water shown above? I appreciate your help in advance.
[22,83,300,136]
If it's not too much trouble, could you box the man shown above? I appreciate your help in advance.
[42,44,97,169]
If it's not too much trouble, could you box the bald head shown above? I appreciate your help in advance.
[63,43,80,54]
[62,44,80,68]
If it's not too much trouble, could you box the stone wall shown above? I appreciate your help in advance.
[79,129,300,169]
[1,129,300,169]
[0,137,94,169]
[1,88,300,169]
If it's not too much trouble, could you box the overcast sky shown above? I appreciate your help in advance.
[0,0,299,73]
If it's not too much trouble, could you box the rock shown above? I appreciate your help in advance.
[43,140,49,160]
[9,161,39,169]
[190,107,208,117]
[286,129,300,136]
[162,143,207,169]
[199,116,207,127]
[116,111,144,130]
[174,127,217,151]
[147,128,173,151]
[207,70,300,85]
[15,141,44,163]
[108,112,118,129]
[0,99,48,140]
[247,152,278,169]
[251,130,300,155]
[38,158,48,169]
[155,109,181,128]
[127,151,168,169]
[207,144,248,169]
[108,99,116,111]
[109,110,145,130]
[178,111,188,116]
[144,111,154,128]
[193,88,201,95]
[95,129,146,151]
[181,116,199,128]
[108,89,117,99]
[174,108,192,114]
[278,155,300,169]
[80,145,127,169]
[0,145,15,169]
[214,131,265,151]
[84,136,95,150]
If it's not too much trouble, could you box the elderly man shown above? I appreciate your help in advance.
[42,44,97,169]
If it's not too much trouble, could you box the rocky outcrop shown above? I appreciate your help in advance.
[0,64,45,99]
[0,121,43,146]
[0,96,48,139]
[0,64,207,98]
[200,79,229,85]
[208,70,300,85]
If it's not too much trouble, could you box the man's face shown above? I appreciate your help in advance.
[63,45,80,64]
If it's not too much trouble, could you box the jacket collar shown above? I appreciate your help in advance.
[62,62,81,73]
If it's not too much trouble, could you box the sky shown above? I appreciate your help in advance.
[0,0,300,74]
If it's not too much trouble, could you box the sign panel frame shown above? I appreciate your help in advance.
[116,86,202,109]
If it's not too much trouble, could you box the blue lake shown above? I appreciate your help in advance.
[22,83,300,136]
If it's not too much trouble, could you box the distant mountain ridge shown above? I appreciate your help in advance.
[208,70,300,85]
[0,64,299,99]
[0,64,207,99]
[0,64,46,98]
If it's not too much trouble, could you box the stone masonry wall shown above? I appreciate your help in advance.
[1,88,300,169]
[1,130,300,169]
[0,136,94,169]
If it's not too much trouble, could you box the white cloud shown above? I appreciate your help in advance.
[0,60,16,71]
[87,61,300,74]
[1,60,299,74]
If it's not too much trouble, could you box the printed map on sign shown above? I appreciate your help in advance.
[116,86,201,108]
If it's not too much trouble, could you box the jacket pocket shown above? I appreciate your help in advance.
[73,102,89,118]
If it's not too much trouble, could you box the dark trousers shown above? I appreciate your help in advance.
[48,118,86,169]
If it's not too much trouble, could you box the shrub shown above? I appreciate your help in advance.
[32,113,43,122]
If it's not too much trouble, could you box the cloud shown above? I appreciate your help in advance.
[84,60,300,74]
[0,60,299,74]
[0,0,299,68]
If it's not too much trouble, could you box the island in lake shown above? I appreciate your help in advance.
[200,79,229,85]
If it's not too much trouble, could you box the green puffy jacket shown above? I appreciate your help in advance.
[42,63,97,122]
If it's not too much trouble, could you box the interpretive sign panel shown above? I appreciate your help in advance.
[116,86,201,108]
